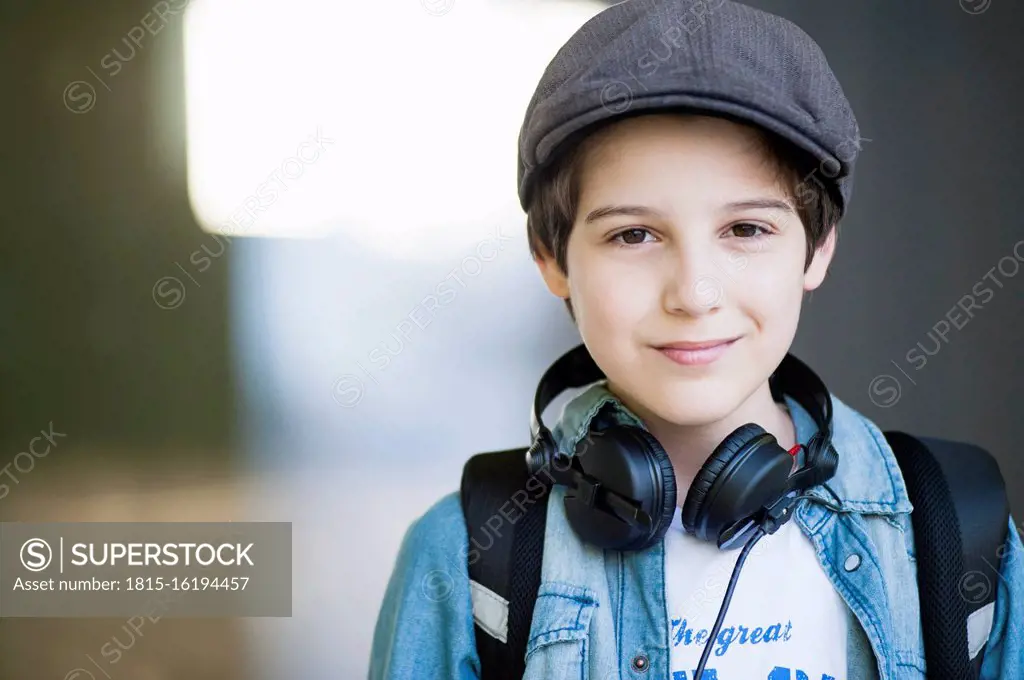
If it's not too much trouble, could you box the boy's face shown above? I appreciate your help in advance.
[536,113,836,427]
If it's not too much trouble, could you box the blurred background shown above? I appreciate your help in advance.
[1,0,1022,677]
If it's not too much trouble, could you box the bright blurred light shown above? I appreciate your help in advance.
[183,0,604,257]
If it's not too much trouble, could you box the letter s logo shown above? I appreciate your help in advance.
[20,538,53,572]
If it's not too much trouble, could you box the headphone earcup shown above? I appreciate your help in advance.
[682,423,777,541]
[632,429,678,551]
[562,426,677,552]
[805,438,840,487]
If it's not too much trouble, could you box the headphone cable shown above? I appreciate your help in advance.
[692,491,820,679]
[692,525,765,680]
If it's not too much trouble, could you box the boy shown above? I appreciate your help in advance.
[368,1,1024,678]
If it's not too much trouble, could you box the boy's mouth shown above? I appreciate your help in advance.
[654,336,741,366]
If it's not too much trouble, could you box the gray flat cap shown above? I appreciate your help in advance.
[517,0,862,215]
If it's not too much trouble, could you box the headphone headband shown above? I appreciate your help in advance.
[529,344,605,452]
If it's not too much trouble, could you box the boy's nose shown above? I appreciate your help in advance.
[661,244,724,316]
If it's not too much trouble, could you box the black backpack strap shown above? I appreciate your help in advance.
[460,447,553,680]
[885,431,1010,679]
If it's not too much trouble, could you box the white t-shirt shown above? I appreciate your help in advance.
[664,506,848,680]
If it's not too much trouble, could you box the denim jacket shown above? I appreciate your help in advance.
[368,382,1024,680]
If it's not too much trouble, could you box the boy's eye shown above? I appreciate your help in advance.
[729,222,770,238]
[612,228,654,245]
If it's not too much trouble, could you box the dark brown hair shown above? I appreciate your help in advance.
[525,113,842,320]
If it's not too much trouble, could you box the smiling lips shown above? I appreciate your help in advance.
[655,337,741,366]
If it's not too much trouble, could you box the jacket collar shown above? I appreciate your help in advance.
[549,379,913,516]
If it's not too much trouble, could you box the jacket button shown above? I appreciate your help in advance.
[844,553,861,571]
[631,654,649,672]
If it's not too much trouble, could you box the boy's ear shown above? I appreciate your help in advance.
[803,226,838,292]
[534,248,571,299]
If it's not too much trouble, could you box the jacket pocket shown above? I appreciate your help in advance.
[524,581,598,680]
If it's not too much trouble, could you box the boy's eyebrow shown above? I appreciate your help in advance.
[584,205,666,224]
[724,198,796,214]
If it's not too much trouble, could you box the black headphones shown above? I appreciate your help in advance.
[525,344,839,552]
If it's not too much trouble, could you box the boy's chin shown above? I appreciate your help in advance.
[639,383,754,428]
[652,405,740,428]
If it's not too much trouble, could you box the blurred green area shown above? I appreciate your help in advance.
[0,0,241,677]
[0,0,232,464]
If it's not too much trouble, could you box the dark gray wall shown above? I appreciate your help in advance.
[739,0,1024,519]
